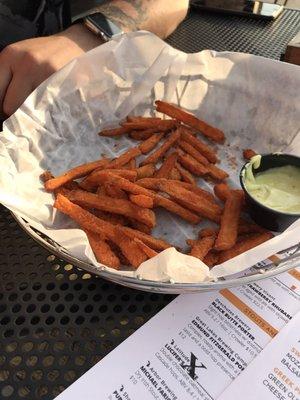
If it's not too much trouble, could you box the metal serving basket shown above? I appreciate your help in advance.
[12,212,300,294]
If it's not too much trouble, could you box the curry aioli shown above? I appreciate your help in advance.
[243,155,300,214]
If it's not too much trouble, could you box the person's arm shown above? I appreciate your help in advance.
[0,0,188,117]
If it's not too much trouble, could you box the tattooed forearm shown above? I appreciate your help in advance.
[93,0,189,39]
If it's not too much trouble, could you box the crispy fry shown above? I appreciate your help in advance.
[85,230,120,269]
[170,167,182,181]
[139,133,164,155]
[54,195,147,268]
[103,183,127,199]
[218,232,274,263]
[44,158,109,191]
[134,238,158,258]
[140,130,180,164]
[175,163,195,183]
[178,153,208,176]
[188,235,216,261]
[130,194,154,208]
[215,192,243,251]
[203,251,220,267]
[99,126,130,137]
[154,194,201,224]
[92,210,129,226]
[123,159,136,169]
[122,227,171,251]
[199,228,218,238]
[155,100,225,143]
[66,190,156,228]
[180,128,218,163]
[109,147,141,169]
[157,180,222,222]
[80,169,137,191]
[205,163,229,181]
[214,183,245,203]
[136,164,156,179]
[178,140,209,165]
[122,119,177,131]
[238,221,265,234]
[130,129,158,140]
[130,220,152,234]
[155,152,178,179]
[243,149,257,160]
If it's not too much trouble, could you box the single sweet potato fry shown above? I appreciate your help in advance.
[155,100,225,143]
[134,238,158,258]
[136,164,156,179]
[66,190,156,228]
[218,232,274,263]
[92,210,129,226]
[140,130,180,164]
[103,183,128,199]
[80,169,137,191]
[238,221,265,234]
[99,126,130,137]
[170,167,182,181]
[109,147,141,169]
[243,149,257,160]
[123,159,136,169]
[180,128,218,163]
[139,133,164,155]
[130,194,154,208]
[214,183,245,203]
[178,140,209,165]
[155,152,179,179]
[54,195,147,268]
[188,235,216,261]
[122,119,177,131]
[205,163,229,181]
[215,192,243,251]
[178,153,208,176]
[203,251,220,267]
[85,230,120,269]
[130,129,158,141]
[45,158,109,191]
[157,180,222,222]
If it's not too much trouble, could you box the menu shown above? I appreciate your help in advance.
[56,268,300,400]
[219,310,300,400]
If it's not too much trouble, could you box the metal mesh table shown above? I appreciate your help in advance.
[0,9,299,400]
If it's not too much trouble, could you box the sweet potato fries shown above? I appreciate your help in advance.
[43,100,273,271]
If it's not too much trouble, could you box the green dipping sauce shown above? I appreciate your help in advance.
[243,155,300,214]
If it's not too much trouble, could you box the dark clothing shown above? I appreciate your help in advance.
[0,0,71,50]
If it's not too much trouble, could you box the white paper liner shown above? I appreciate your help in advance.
[0,31,299,283]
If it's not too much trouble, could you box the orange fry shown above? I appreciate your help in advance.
[205,163,229,181]
[175,163,195,184]
[122,226,171,251]
[45,158,109,191]
[218,232,274,263]
[243,149,257,160]
[122,119,177,131]
[157,180,222,222]
[129,194,154,208]
[214,183,245,203]
[178,153,208,176]
[170,167,182,181]
[85,230,120,269]
[140,130,180,164]
[188,235,216,261]
[130,129,158,141]
[139,133,164,154]
[154,194,201,225]
[178,140,209,165]
[54,195,147,268]
[134,238,158,259]
[127,116,161,123]
[80,169,137,191]
[123,158,136,169]
[103,183,128,199]
[130,220,152,234]
[92,210,129,226]
[109,147,141,169]
[136,164,156,179]
[238,221,265,235]
[155,152,178,179]
[214,192,243,251]
[66,190,156,228]
[180,128,218,163]
[99,126,130,137]
[155,100,225,143]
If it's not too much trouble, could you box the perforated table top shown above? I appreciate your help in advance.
[0,8,300,400]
